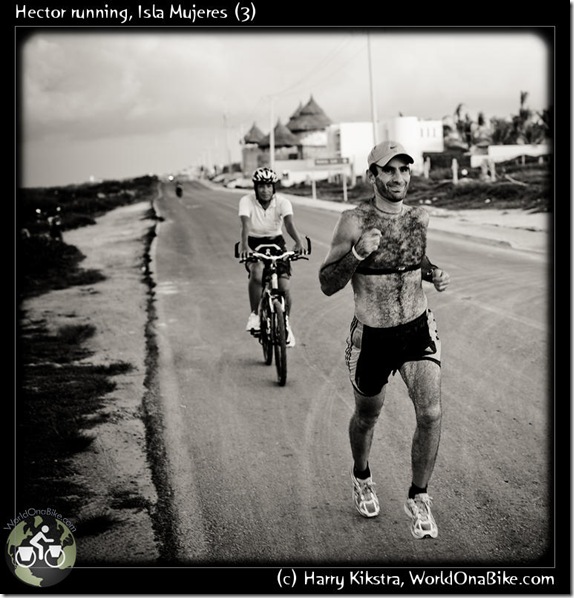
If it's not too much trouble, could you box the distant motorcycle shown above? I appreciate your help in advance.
[175,183,183,198]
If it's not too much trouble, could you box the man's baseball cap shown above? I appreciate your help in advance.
[367,140,414,168]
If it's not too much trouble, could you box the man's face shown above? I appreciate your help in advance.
[371,157,411,202]
[255,182,274,202]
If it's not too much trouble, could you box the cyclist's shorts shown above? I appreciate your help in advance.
[345,309,441,397]
[246,235,291,278]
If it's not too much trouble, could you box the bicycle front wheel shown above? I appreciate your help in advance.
[260,305,273,366]
[273,300,287,386]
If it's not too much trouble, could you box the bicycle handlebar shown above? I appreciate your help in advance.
[234,236,312,263]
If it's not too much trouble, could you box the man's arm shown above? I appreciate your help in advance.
[421,254,437,282]
[239,215,251,257]
[279,197,306,253]
[319,212,381,296]
[319,250,361,297]
[283,214,306,252]
[421,254,450,292]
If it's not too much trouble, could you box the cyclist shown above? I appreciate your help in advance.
[238,167,307,347]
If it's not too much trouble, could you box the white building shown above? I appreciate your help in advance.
[470,143,551,167]
[242,95,444,185]
[327,116,444,180]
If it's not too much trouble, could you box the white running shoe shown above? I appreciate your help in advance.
[404,493,438,539]
[246,312,260,333]
[351,470,380,518]
[285,316,296,348]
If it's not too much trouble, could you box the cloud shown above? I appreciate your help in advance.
[21,32,239,140]
[18,28,551,187]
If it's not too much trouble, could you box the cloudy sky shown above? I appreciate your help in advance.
[18,28,551,188]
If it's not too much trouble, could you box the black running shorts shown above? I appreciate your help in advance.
[345,309,441,397]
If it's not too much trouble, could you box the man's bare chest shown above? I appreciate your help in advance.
[359,207,427,269]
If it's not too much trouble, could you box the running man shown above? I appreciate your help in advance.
[238,167,307,347]
[319,141,450,539]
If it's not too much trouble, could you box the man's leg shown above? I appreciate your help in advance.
[245,262,263,332]
[278,276,295,346]
[400,359,442,538]
[348,388,386,518]
[248,262,263,312]
[278,276,292,315]
[349,388,386,473]
[399,360,442,489]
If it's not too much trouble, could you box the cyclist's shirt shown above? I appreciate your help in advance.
[238,192,293,237]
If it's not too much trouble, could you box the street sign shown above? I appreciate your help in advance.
[314,157,349,166]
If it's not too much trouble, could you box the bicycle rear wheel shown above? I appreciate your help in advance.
[273,301,287,386]
[260,305,273,365]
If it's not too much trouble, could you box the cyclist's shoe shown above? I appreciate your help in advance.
[404,493,438,539]
[285,316,296,348]
[246,312,260,333]
[351,470,380,517]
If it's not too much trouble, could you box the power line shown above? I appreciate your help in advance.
[299,39,367,96]
[271,34,359,97]
[238,32,368,154]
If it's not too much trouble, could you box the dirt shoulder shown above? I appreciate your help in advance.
[19,200,161,563]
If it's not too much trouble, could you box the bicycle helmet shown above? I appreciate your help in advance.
[252,167,279,185]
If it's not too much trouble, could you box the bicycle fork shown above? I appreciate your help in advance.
[260,291,285,328]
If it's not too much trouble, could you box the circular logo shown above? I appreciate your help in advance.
[5,512,76,587]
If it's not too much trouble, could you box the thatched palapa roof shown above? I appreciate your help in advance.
[287,95,332,133]
[243,122,265,144]
[258,119,300,148]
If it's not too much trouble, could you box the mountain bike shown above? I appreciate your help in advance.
[235,237,311,386]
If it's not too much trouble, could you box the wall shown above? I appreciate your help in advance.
[334,122,376,178]
[475,143,551,166]
[274,158,352,186]
[242,145,260,175]
[383,117,443,175]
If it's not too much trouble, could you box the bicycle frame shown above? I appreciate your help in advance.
[254,244,289,316]
[235,238,311,386]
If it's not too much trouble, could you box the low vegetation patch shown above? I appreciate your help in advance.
[284,160,551,213]
[16,175,159,529]
[17,318,133,515]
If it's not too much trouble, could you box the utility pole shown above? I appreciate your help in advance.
[367,31,378,146]
[223,111,232,173]
[269,95,275,171]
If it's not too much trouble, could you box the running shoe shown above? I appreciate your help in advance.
[285,316,296,348]
[246,312,260,333]
[404,493,438,539]
[351,470,380,517]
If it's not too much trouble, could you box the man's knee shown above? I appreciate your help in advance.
[351,411,380,434]
[416,403,442,428]
[352,392,385,430]
[249,264,263,284]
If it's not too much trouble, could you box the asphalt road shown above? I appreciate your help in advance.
[150,179,551,567]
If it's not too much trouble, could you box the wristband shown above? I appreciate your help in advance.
[422,265,438,282]
[351,245,365,261]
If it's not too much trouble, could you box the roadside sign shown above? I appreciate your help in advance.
[314,158,349,166]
